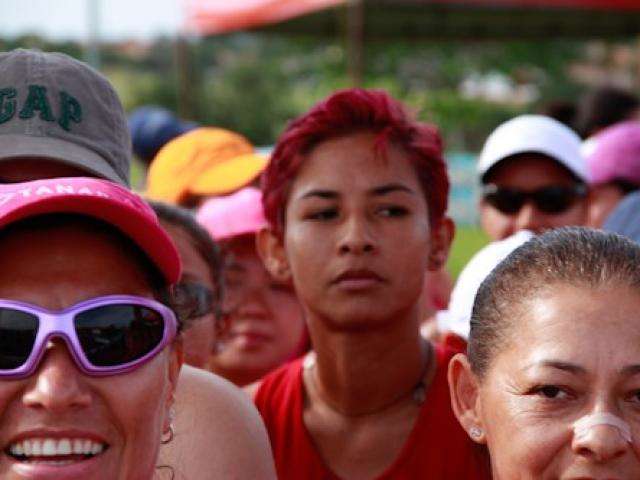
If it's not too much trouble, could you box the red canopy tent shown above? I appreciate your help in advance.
[184,0,347,36]
[183,0,640,87]
[448,0,640,7]
[185,0,640,39]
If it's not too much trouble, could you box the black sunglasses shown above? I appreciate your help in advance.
[482,183,588,215]
[172,282,218,323]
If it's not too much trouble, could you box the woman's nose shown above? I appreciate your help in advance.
[22,340,92,412]
[224,274,270,316]
[572,423,630,463]
[338,216,376,255]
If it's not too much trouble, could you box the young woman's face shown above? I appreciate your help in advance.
[211,235,305,385]
[275,131,450,331]
[0,222,180,480]
[162,222,218,370]
[477,283,640,479]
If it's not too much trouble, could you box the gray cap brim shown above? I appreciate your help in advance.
[0,134,126,184]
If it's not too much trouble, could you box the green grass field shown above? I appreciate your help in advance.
[447,225,490,279]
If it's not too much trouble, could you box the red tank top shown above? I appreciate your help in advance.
[254,344,491,480]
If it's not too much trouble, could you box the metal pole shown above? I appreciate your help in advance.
[347,0,364,86]
[85,0,101,68]
[175,35,194,119]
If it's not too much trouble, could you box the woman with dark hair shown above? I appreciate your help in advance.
[150,200,225,370]
[450,227,640,479]
[254,88,490,479]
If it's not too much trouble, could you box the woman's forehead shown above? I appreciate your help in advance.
[0,220,155,307]
[290,133,422,199]
[493,284,640,374]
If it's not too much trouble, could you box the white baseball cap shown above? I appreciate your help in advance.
[478,115,588,183]
[436,230,534,339]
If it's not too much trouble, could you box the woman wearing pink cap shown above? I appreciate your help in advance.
[0,177,183,479]
[253,89,490,479]
[0,48,276,480]
[197,187,308,386]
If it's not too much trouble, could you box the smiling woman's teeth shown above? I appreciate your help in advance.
[8,438,105,460]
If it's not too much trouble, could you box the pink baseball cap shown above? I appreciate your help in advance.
[196,187,267,240]
[0,177,180,284]
[587,121,640,186]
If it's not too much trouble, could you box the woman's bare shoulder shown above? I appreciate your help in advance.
[244,379,263,400]
[158,365,276,480]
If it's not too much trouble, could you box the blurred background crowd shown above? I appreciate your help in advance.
[9,0,640,275]
[7,0,640,382]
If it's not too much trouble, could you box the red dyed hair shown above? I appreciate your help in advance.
[262,88,449,236]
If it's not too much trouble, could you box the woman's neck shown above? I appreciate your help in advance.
[305,311,433,417]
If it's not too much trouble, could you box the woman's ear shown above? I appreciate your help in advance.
[256,227,291,283]
[448,353,486,444]
[428,216,455,271]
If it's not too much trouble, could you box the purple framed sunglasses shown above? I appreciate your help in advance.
[0,295,178,379]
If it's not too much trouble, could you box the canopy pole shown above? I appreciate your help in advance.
[175,35,195,119]
[347,0,364,86]
[85,0,101,68]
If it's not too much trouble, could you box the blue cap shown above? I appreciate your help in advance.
[128,106,197,163]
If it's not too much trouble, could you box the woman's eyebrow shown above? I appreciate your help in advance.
[300,189,338,200]
[525,360,587,375]
[297,183,415,200]
[368,183,415,197]
[620,364,640,377]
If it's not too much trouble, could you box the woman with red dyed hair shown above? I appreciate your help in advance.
[253,89,490,479]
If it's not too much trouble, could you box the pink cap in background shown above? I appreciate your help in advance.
[587,121,640,186]
[0,177,181,284]
[196,187,267,240]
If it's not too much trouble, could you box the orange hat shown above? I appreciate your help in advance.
[145,127,268,204]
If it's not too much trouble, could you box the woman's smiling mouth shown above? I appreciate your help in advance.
[6,435,108,465]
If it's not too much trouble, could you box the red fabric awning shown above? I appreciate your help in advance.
[437,0,640,9]
[184,0,640,38]
[184,0,347,35]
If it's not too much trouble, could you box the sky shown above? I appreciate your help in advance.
[1,0,184,41]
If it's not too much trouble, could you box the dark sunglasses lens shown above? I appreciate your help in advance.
[533,187,576,214]
[485,189,524,214]
[173,283,213,320]
[75,305,165,367]
[0,309,38,369]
